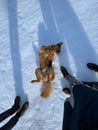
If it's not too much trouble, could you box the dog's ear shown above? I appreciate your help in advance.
[40,45,46,53]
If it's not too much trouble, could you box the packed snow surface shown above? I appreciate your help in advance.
[0,0,98,129]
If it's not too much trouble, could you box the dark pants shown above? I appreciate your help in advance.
[63,85,98,130]
[0,107,20,130]
[63,101,73,130]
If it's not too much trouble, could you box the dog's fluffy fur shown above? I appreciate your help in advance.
[31,42,63,98]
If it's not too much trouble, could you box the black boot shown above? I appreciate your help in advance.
[87,63,98,72]
[63,88,71,95]
[16,102,29,117]
[12,96,20,113]
[60,66,70,77]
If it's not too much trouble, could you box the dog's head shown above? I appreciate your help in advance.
[40,42,63,60]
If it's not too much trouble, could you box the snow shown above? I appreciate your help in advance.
[0,0,98,129]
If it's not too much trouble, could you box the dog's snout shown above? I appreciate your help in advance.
[57,42,63,46]
[55,42,63,53]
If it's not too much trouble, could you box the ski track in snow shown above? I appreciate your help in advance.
[0,0,98,129]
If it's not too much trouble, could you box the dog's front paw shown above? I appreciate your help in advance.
[31,79,40,83]
[31,80,35,83]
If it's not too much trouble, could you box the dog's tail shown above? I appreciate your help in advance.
[40,82,52,98]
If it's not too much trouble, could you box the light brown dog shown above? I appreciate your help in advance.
[31,42,63,98]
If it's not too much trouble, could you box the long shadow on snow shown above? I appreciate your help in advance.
[50,0,98,81]
[32,0,63,66]
[7,0,28,103]
[32,0,66,92]
[35,0,70,90]
[38,0,98,83]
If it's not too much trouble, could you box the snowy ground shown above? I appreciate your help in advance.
[0,0,98,130]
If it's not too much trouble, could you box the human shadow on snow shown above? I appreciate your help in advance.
[7,0,28,104]
[32,0,70,91]
[38,0,98,84]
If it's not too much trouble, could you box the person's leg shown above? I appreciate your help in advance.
[0,96,20,122]
[0,102,29,130]
[62,99,73,130]
[0,114,19,130]
[61,66,98,129]
[72,84,98,129]
[60,66,82,90]
[60,66,98,100]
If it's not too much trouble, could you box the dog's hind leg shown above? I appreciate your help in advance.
[31,68,44,83]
